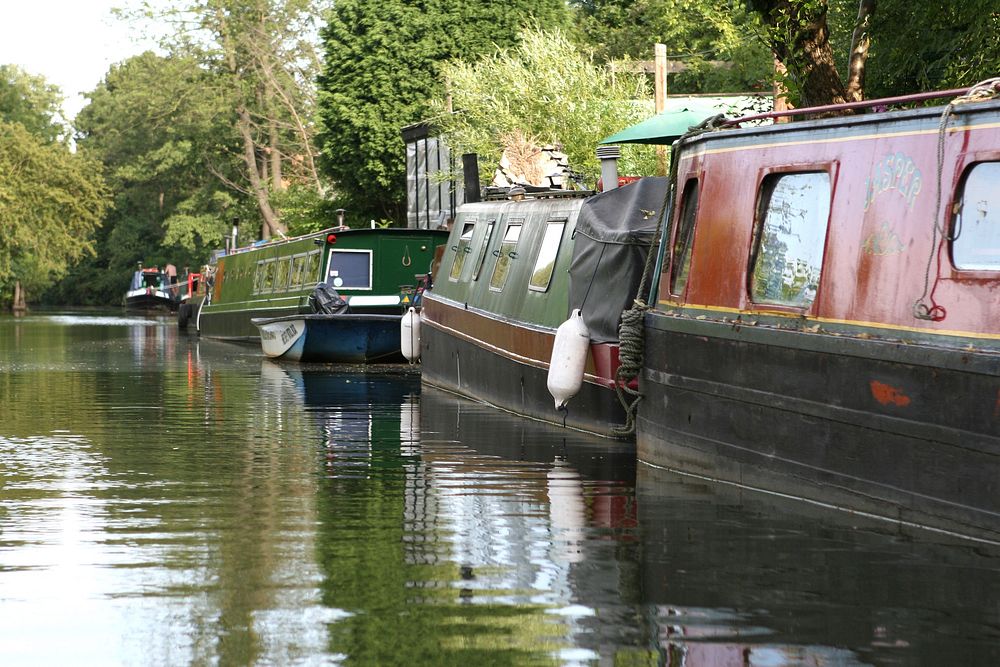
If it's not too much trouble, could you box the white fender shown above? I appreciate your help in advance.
[401,307,421,362]
[547,309,590,410]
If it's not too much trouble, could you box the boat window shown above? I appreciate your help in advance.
[472,219,497,281]
[253,261,267,294]
[449,222,476,281]
[304,250,321,285]
[670,179,700,296]
[262,259,276,292]
[327,249,372,290]
[952,161,1000,270]
[489,222,522,292]
[749,172,831,309]
[289,255,305,287]
[528,218,566,292]
[273,258,290,292]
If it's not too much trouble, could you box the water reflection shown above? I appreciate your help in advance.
[635,464,1000,666]
[0,315,998,665]
[1,315,341,665]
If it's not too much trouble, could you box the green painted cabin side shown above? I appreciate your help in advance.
[200,227,447,340]
[432,197,587,329]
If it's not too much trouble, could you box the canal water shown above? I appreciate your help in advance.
[1,312,998,666]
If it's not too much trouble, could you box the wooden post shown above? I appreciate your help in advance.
[12,280,27,314]
[654,43,668,176]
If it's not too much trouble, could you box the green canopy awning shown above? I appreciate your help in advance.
[601,96,765,145]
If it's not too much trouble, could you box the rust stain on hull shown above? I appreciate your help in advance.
[870,380,911,407]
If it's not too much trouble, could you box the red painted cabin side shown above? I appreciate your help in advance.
[639,94,1000,543]
[659,98,1000,346]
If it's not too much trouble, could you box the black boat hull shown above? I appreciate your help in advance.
[421,319,629,438]
[638,312,1000,543]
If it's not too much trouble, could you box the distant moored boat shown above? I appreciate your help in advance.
[124,265,179,312]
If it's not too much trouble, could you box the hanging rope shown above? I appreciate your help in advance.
[913,77,1000,321]
[613,114,727,437]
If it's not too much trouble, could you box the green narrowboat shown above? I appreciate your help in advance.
[420,178,666,437]
[197,227,448,342]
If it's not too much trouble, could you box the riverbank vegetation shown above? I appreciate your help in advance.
[1,0,997,310]
[0,66,107,309]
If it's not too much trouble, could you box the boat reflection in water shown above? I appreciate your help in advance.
[255,364,999,665]
[416,384,638,609]
[636,461,1000,666]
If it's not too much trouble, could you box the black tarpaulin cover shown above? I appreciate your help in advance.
[569,177,668,343]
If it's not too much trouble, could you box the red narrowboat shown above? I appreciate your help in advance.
[640,84,1000,542]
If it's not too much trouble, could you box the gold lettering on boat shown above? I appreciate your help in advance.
[864,152,922,211]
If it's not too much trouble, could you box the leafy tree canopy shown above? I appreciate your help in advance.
[0,121,108,305]
[58,51,239,305]
[47,0,332,305]
[569,0,774,93]
[437,28,657,186]
[316,0,571,226]
[0,64,67,143]
[742,0,1000,105]
[865,1,1000,97]
[118,0,329,239]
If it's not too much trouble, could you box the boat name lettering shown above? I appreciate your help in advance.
[280,323,298,344]
[864,152,921,211]
[261,328,276,341]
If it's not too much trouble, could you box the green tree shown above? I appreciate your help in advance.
[53,52,239,306]
[48,0,332,305]
[125,0,329,239]
[569,0,773,93]
[742,1,999,105]
[866,1,1000,97]
[0,64,67,144]
[316,0,571,225]
[437,28,657,186]
[0,121,108,308]
[741,0,870,106]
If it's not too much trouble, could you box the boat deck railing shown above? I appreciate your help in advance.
[481,186,594,202]
[724,81,1000,129]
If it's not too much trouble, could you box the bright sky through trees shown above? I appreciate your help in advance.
[0,1,162,119]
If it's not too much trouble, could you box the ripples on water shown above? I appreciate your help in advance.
[0,313,998,666]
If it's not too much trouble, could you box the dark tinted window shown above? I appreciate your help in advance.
[254,261,266,294]
[289,255,305,287]
[670,179,700,296]
[327,250,372,289]
[262,260,276,291]
[304,251,321,285]
[472,220,496,281]
[273,258,290,291]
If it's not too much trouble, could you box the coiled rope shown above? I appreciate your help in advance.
[613,114,727,437]
[913,77,1000,321]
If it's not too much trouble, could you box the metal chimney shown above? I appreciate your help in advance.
[596,145,621,191]
[462,153,481,203]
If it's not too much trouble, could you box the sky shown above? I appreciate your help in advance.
[0,1,163,120]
